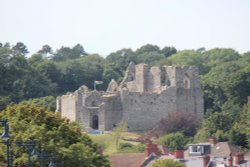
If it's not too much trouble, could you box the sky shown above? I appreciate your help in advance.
[1,0,250,56]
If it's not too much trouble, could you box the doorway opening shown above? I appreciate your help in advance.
[92,115,99,129]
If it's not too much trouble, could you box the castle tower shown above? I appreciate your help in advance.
[135,63,148,92]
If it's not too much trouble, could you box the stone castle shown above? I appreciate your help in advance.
[56,62,204,131]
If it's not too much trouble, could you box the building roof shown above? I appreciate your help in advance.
[109,153,147,167]
[210,142,233,157]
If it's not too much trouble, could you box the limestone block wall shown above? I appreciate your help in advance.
[165,66,176,87]
[125,81,137,92]
[135,64,148,92]
[146,66,162,92]
[102,94,123,130]
[85,91,102,107]
[174,66,204,117]
[81,106,90,129]
[61,93,77,122]
[121,87,177,131]
[75,91,83,123]
[98,104,106,131]
[176,88,196,113]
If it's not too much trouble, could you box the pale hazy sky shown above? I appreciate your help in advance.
[1,0,250,56]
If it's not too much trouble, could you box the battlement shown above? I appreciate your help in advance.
[119,63,200,93]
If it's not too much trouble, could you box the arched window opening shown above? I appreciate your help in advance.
[183,75,190,89]
[184,80,189,89]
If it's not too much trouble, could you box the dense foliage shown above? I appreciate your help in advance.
[0,41,249,149]
[156,132,189,150]
[151,158,185,167]
[156,112,200,137]
[0,103,110,167]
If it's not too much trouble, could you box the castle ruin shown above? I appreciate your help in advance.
[56,62,204,131]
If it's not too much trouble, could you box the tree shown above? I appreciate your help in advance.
[157,132,188,151]
[161,46,177,57]
[231,97,250,148]
[102,63,122,89]
[201,56,250,114]
[80,54,104,89]
[37,45,53,58]
[57,54,104,92]
[20,96,56,111]
[151,159,185,167]
[72,44,87,57]
[0,55,56,102]
[28,54,45,67]
[36,60,62,86]
[0,96,11,111]
[0,46,12,97]
[52,44,87,61]
[12,42,29,57]
[105,48,138,79]
[137,51,165,65]
[156,112,200,137]
[202,48,240,69]
[52,46,73,61]
[0,103,110,167]
[195,112,233,142]
[135,44,160,55]
[155,50,207,74]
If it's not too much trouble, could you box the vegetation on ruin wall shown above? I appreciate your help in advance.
[0,42,249,149]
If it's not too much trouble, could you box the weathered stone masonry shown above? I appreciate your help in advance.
[56,62,204,131]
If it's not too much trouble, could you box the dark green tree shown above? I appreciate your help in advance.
[161,46,177,57]
[20,96,56,111]
[28,54,45,67]
[195,112,233,142]
[37,45,53,59]
[231,97,250,148]
[72,44,87,57]
[36,61,61,90]
[52,44,87,61]
[12,42,29,57]
[137,51,165,66]
[135,44,160,55]
[105,49,138,75]
[0,103,110,167]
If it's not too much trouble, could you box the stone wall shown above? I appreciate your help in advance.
[57,63,204,132]
[121,87,177,131]
[102,93,123,130]
[60,93,77,122]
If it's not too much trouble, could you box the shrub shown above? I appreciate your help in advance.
[157,132,188,151]
[119,143,145,153]
[151,159,185,167]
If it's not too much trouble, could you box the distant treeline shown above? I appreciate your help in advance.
[0,42,249,115]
